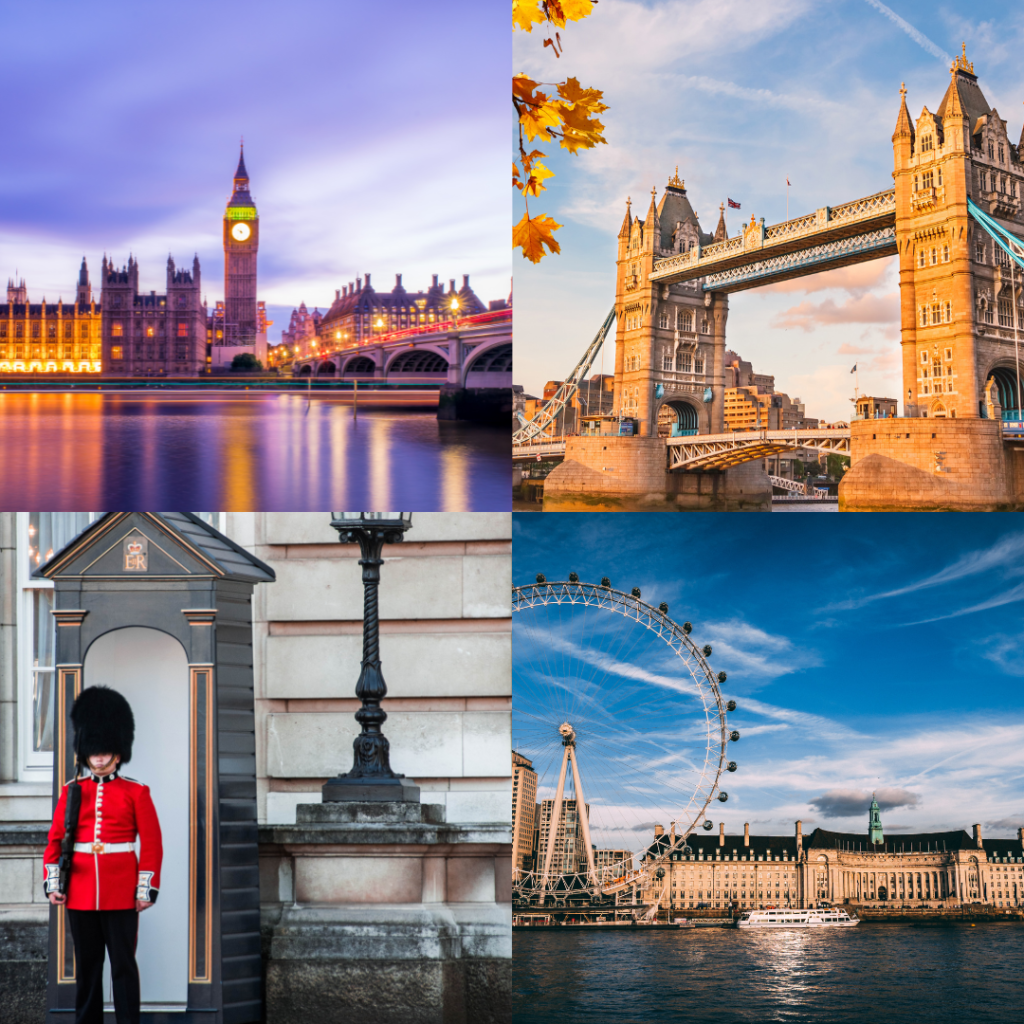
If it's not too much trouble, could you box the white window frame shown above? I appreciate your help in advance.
[16,511,225,780]
[17,512,102,779]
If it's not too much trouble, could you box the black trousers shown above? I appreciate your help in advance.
[66,909,140,1024]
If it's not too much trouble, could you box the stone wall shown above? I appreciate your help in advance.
[542,437,771,510]
[227,512,512,828]
[839,418,1024,510]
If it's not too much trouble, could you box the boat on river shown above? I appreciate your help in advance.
[736,908,859,929]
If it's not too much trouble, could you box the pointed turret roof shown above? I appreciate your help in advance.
[645,187,659,230]
[618,197,632,240]
[936,45,990,130]
[714,203,728,242]
[235,144,249,181]
[893,82,914,140]
[227,143,257,212]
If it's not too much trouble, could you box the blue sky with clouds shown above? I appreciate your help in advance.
[514,0,1024,421]
[513,512,1024,847]
[0,0,507,342]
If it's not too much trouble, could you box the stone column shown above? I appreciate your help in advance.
[447,329,463,387]
[707,292,728,433]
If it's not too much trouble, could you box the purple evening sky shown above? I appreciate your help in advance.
[0,0,507,341]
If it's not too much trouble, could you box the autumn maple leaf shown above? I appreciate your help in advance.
[513,1,604,261]
[514,212,562,263]
[545,0,596,28]
[513,0,546,32]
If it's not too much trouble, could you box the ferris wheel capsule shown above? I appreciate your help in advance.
[703,820,714,831]
[730,730,741,742]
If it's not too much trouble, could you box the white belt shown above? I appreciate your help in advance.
[73,842,135,855]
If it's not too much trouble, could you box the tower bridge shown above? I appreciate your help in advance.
[521,46,1024,510]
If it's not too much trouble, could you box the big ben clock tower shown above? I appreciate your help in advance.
[223,145,259,344]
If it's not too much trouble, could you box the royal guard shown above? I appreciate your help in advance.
[44,686,163,1024]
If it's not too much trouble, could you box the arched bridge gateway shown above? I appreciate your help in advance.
[517,47,1024,508]
[293,308,511,388]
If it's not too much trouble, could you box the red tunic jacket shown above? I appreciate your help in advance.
[44,771,163,911]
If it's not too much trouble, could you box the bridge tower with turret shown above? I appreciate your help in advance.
[894,45,1024,421]
[613,170,730,437]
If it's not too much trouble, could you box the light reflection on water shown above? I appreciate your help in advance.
[514,926,1024,1023]
[0,393,509,511]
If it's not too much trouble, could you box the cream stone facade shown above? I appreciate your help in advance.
[614,171,726,438]
[642,817,1024,913]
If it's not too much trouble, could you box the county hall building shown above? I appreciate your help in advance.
[641,797,1024,912]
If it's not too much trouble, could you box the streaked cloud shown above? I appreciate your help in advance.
[862,0,953,65]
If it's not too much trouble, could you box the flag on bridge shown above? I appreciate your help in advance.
[850,364,857,373]
[787,178,791,186]
[727,198,741,209]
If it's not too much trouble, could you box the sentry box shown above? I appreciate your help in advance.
[36,513,275,1024]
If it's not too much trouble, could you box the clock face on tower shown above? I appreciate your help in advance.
[231,221,252,241]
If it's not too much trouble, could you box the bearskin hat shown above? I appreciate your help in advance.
[70,686,135,765]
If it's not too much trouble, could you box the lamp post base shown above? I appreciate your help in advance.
[322,776,421,803]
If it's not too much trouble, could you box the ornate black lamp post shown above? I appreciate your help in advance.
[322,512,419,802]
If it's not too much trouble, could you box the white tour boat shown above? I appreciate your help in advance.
[736,907,859,929]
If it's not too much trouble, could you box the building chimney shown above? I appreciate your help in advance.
[744,823,750,847]
[335,289,340,300]
[432,274,439,287]
[654,824,664,838]
[719,822,725,847]
[795,820,803,857]
[974,823,983,848]
[396,273,402,288]
[462,274,469,288]
[1018,827,1024,849]
[365,272,371,289]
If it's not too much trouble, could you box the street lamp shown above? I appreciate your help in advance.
[322,513,418,802]
[449,294,461,327]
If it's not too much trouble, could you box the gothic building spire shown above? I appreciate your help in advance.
[642,187,660,253]
[893,82,914,141]
[714,202,728,242]
[618,197,632,240]
[235,143,249,184]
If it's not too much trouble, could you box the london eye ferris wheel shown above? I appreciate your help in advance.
[512,575,739,903]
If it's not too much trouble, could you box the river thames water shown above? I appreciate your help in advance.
[0,393,509,510]
[514,926,1024,1023]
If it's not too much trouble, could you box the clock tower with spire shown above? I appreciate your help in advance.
[223,145,259,346]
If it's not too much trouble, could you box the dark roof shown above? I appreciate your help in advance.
[35,512,275,584]
[645,831,799,860]
[806,828,975,853]
[982,838,1024,858]
[936,70,991,134]
[640,826,1023,861]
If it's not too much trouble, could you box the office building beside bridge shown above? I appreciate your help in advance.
[641,798,1024,913]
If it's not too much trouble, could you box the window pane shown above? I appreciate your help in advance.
[27,512,92,575]
[32,589,55,752]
